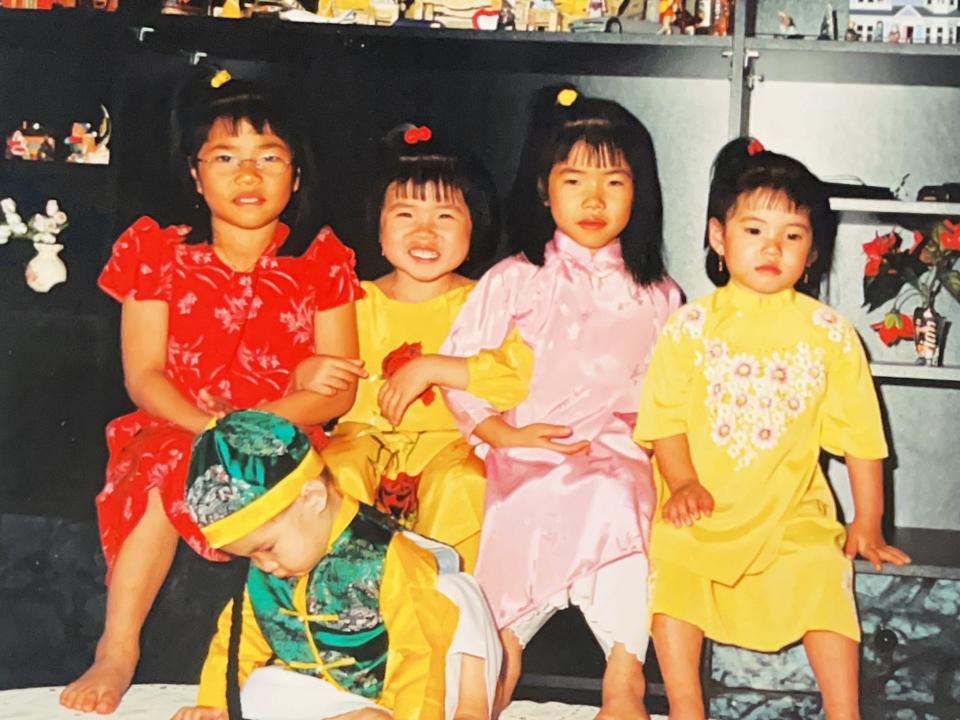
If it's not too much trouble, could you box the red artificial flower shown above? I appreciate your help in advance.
[862,231,899,258]
[939,219,960,251]
[381,342,436,406]
[870,312,914,346]
[376,471,421,521]
[911,229,925,252]
[864,256,881,277]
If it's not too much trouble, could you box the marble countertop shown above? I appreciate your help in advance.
[0,685,645,720]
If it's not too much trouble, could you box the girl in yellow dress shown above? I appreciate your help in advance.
[633,138,911,720]
[295,124,530,572]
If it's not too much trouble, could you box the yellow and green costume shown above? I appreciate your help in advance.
[196,494,458,719]
[324,280,532,572]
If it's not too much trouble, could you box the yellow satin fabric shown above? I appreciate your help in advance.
[326,280,533,572]
[195,496,457,718]
[635,285,886,650]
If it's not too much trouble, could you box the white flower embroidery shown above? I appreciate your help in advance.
[667,304,707,340]
[701,336,826,470]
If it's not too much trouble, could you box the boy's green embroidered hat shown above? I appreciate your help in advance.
[184,409,325,549]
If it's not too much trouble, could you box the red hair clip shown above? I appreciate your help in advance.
[747,138,765,155]
[403,125,432,144]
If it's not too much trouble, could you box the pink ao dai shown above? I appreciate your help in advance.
[441,231,682,628]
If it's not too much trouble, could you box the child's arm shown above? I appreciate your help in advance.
[121,297,215,434]
[195,590,273,711]
[262,302,365,425]
[843,455,911,570]
[377,354,467,425]
[473,415,590,455]
[651,433,715,527]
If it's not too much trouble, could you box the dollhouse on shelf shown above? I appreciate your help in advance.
[848,0,960,43]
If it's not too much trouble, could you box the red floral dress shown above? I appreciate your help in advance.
[96,216,362,572]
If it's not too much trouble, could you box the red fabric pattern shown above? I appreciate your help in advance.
[95,217,362,574]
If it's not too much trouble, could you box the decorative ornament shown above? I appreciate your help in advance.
[747,138,765,155]
[5,122,55,161]
[0,198,69,293]
[65,105,111,165]
[556,88,578,107]
[210,69,232,88]
[403,125,432,145]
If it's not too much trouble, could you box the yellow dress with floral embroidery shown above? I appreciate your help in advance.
[633,283,887,651]
[323,280,532,573]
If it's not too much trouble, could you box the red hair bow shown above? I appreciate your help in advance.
[403,125,432,144]
[747,138,765,155]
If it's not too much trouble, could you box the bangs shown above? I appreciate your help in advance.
[734,186,809,217]
[187,93,298,161]
[551,123,630,170]
[389,156,466,202]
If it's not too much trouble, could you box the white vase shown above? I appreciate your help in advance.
[25,242,67,293]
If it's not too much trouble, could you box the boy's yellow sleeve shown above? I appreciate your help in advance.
[196,588,274,708]
[378,534,459,720]
[465,325,533,412]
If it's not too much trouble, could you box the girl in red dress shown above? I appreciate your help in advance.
[60,75,366,714]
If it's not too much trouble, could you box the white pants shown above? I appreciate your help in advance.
[241,535,501,720]
[506,553,650,661]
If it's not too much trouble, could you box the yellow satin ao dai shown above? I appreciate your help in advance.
[634,284,888,651]
[323,280,532,572]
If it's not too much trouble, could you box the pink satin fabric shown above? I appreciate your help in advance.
[442,231,682,627]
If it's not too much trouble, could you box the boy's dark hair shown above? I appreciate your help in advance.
[704,137,837,297]
[507,85,667,286]
[171,70,318,255]
[365,124,502,279]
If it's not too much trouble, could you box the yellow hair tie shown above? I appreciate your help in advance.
[557,88,578,107]
[210,69,232,89]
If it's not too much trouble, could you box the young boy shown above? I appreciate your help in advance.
[172,409,500,720]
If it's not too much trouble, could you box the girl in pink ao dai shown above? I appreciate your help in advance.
[442,88,681,719]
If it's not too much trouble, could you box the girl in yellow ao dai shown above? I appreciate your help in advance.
[634,139,909,719]
[296,127,529,572]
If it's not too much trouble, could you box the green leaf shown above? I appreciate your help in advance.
[940,269,960,305]
[863,271,907,311]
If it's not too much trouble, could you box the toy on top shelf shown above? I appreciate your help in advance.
[847,0,960,45]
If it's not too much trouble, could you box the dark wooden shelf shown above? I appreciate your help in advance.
[747,36,960,87]
[855,527,960,579]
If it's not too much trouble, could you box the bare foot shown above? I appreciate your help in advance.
[60,649,137,714]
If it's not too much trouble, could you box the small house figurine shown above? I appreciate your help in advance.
[5,122,55,161]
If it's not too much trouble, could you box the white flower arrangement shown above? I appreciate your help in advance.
[0,197,68,245]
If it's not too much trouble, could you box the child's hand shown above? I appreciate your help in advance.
[197,388,235,419]
[377,356,434,425]
[662,481,714,527]
[292,355,367,396]
[498,423,590,455]
[844,520,912,571]
[170,706,227,720]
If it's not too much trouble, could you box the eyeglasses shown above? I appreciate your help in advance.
[195,154,294,177]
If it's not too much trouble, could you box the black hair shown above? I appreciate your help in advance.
[171,70,319,255]
[506,85,666,286]
[704,137,837,297]
[365,123,501,279]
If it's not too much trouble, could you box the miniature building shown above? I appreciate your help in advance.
[848,0,960,43]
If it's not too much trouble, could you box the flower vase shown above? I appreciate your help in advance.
[25,242,67,293]
[912,305,947,367]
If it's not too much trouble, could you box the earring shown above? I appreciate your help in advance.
[804,269,810,284]
[718,255,724,273]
